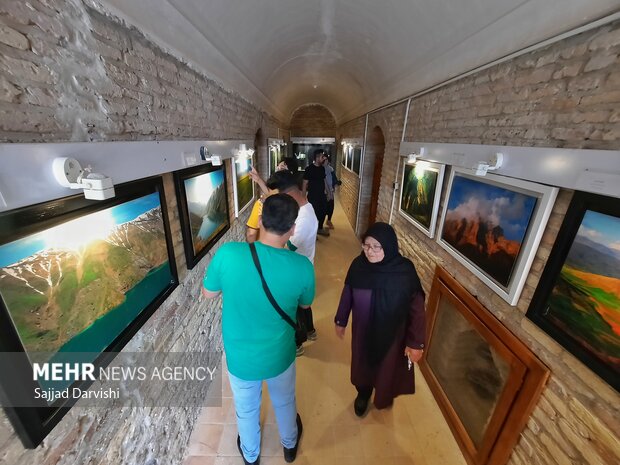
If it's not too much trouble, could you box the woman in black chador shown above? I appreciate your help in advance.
[334,222,426,416]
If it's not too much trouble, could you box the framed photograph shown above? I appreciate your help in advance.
[351,147,362,175]
[268,142,283,176]
[231,156,255,217]
[437,168,558,305]
[399,160,445,237]
[174,163,230,270]
[343,145,352,170]
[526,191,620,392]
[0,177,178,447]
[421,266,548,465]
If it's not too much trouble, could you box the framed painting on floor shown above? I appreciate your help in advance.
[174,163,230,269]
[399,160,445,238]
[526,191,620,392]
[437,168,558,305]
[0,177,178,447]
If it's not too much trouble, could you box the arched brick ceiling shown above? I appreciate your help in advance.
[97,0,618,124]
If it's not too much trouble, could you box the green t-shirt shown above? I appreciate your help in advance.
[204,241,315,380]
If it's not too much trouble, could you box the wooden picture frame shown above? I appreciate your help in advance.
[526,191,620,392]
[399,160,445,237]
[420,266,549,465]
[0,177,178,447]
[174,163,230,269]
[437,168,558,305]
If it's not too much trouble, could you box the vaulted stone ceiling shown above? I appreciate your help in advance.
[96,0,619,123]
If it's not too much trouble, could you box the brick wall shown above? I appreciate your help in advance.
[337,119,365,230]
[0,1,277,464]
[289,104,336,137]
[345,20,620,465]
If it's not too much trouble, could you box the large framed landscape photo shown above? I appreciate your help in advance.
[0,177,178,447]
[174,163,230,269]
[232,155,255,217]
[527,191,620,392]
[437,168,558,305]
[399,160,445,238]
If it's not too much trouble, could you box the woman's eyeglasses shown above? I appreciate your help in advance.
[362,243,383,252]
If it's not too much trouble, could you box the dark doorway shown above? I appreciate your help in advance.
[367,126,385,227]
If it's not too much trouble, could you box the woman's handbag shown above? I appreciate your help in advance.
[249,243,308,344]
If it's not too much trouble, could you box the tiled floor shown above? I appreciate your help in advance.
[185,201,467,465]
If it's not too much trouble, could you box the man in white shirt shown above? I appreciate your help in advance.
[266,171,319,355]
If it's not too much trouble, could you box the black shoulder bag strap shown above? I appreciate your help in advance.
[249,243,297,330]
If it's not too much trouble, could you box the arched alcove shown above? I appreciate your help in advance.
[357,126,386,235]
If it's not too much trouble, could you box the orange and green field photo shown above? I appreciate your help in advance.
[546,210,620,375]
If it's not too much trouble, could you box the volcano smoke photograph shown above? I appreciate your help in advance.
[441,174,537,288]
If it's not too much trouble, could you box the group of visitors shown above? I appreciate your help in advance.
[202,148,426,465]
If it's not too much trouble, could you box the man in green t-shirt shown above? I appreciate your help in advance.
[203,194,315,465]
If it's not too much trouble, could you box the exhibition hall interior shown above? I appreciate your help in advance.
[0,1,618,465]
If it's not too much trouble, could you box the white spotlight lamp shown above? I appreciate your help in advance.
[407,147,425,164]
[52,157,115,200]
[199,146,223,165]
[473,152,504,176]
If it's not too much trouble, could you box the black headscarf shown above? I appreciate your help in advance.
[345,222,421,366]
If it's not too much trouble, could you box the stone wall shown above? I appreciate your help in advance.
[289,104,336,137]
[0,1,276,464]
[342,19,620,465]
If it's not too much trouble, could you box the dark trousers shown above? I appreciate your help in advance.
[295,306,315,347]
[308,193,327,229]
[326,199,334,221]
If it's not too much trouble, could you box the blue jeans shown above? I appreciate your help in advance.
[228,362,298,463]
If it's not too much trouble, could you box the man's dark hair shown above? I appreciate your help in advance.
[266,170,298,192]
[312,149,325,162]
[262,193,299,235]
[282,157,298,173]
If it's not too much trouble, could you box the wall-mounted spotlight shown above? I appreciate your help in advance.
[473,152,504,176]
[199,146,223,165]
[406,147,425,164]
[52,157,115,200]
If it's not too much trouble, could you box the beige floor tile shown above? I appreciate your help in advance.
[331,423,364,457]
[213,457,241,465]
[217,424,240,456]
[360,423,399,457]
[188,424,225,456]
[260,423,284,457]
[297,422,338,458]
[199,398,235,424]
[184,456,217,465]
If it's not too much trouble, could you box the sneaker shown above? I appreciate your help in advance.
[326,220,334,229]
[317,228,330,237]
[295,345,305,356]
[283,414,303,462]
[306,330,317,341]
[354,394,370,417]
[237,435,260,465]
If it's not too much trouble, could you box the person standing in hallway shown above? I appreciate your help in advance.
[203,194,314,464]
[302,149,330,236]
[267,170,319,356]
[246,157,299,243]
[334,222,426,416]
[322,154,340,229]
